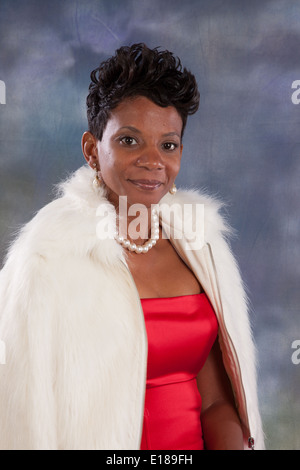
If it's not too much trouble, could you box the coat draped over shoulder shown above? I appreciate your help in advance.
[0,165,265,450]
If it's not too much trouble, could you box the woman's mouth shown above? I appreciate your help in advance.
[128,179,163,191]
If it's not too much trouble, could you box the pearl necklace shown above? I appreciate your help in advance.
[115,208,160,254]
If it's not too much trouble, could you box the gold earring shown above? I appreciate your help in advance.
[169,183,177,195]
[92,162,102,188]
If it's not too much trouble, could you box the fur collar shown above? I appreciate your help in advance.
[6,164,232,273]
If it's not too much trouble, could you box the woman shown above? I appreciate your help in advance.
[0,43,264,450]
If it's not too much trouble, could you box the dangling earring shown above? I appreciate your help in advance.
[92,162,102,188]
[169,183,177,195]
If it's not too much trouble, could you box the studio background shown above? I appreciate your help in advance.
[0,0,299,450]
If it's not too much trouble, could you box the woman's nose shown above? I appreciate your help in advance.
[135,147,164,170]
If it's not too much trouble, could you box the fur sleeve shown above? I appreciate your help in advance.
[0,249,58,449]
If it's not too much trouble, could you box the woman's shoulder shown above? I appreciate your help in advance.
[160,187,234,244]
[3,166,119,266]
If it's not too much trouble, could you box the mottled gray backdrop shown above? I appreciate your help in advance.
[0,0,299,450]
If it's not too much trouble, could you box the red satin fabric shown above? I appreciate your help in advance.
[140,293,218,450]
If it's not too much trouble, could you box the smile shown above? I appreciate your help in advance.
[128,179,163,191]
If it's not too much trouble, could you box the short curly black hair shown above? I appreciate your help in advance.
[86,43,200,141]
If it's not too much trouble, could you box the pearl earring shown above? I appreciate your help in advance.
[92,162,102,188]
[169,183,177,195]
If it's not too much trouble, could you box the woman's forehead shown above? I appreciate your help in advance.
[104,96,183,137]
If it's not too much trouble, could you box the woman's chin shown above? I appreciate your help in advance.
[107,186,168,209]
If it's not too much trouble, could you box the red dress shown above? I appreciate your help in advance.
[140,293,218,450]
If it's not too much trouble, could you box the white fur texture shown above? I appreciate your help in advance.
[0,165,264,449]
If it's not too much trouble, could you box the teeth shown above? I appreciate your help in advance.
[131,180,161,188]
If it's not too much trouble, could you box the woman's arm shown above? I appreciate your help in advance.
[196,338,244,450]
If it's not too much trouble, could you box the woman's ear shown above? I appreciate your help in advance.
[81,131,99,168]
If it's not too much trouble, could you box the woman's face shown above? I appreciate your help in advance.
[83,95,183,209]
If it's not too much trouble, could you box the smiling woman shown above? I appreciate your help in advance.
[82,96,183,208]
[0,43,264,450]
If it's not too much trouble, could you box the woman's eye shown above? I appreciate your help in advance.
[120,136,137,146]
[163,142,178,151]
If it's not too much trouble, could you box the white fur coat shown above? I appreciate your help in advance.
[0,165,264,450]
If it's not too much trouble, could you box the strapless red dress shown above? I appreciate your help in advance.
[140,293,218,450]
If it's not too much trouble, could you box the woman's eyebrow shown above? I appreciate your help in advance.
[118,126,142,134]
[118,127,180,139]
[161,131,181,139]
